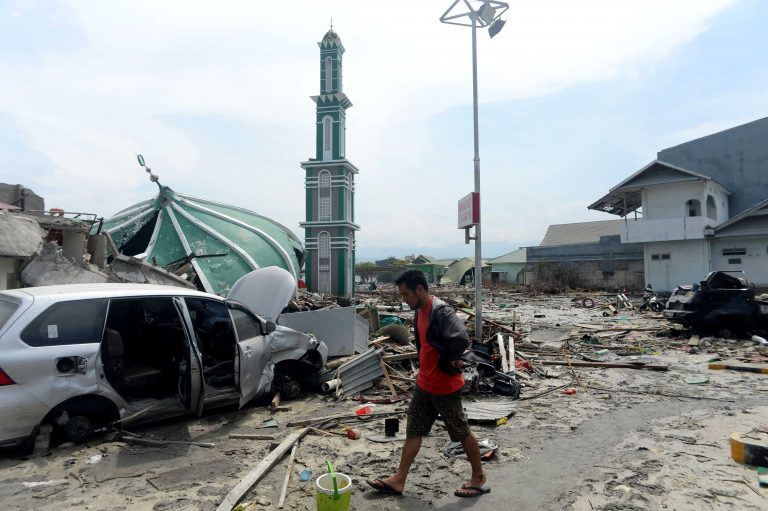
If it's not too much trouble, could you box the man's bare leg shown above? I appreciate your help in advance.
[377,436,422,493]
[456,432,486,495]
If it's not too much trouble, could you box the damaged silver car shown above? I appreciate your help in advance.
[0,267,327,448]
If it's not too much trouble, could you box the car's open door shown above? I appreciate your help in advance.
[229,305,270,408]
[173,297,205,415]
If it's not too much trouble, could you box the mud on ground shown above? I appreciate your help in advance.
[1,291,766,510]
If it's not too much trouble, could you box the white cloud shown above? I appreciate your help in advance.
[0,0,740,254]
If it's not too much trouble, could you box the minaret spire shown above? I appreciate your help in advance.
[300,28,360,298]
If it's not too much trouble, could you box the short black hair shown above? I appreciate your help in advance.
[395,270,429,293]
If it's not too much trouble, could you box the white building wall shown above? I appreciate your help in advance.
[645,240,709,291]
[641,180,729,224]
[642,181,705,220]
[712,237,768,287]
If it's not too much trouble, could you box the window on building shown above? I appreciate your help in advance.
[318,170,331,221]
[706,194,717,220]
[324,57,332,93]
[722,248,746,256]
[346,184,352,222]
[651,254,671,261]
[728,258,742,265]
[686,199,701,217]
[661,254,671,260]
[323,116,333,159]
[339,118,345,157]
[318,231,331,295]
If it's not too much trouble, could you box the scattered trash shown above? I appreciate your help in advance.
[22,480,68,489]
[562,388,578,395]
[462,399,517,423]
[315,465,352,511]
[758,467,767,488]
[355,405,374,417]
[730,431,768,466]
[299,469,312,482]
[684,375,709,385]
[384,418,399,437]
[443,438,498,460]
[257,418,279,429]
[86,454,103,465]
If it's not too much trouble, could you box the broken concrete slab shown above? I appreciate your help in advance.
[526,327,572,345]
[21,242,109,286]
[109,254,195,288]
[0,210,44,257]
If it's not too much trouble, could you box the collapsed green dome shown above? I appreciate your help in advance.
[98,185,305,296]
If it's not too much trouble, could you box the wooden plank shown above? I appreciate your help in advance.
[369,336,390,346]
[378,358,398,397]
[508,335,515,375]
[709,361,768,374]
[215,428,308,511]
[270,393,281,411]
[538,360,668,371]
[228,433,276,441]
[383,352,418,362]
[497,334,509,373]
[287,410,405,428]
[276,443,298,509]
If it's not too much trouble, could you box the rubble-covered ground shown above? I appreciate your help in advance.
[1,288,766,511]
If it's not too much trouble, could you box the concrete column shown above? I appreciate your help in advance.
[62,231,87,264]
[87,234,108,270]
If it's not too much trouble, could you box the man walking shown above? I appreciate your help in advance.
[367,270,490,498]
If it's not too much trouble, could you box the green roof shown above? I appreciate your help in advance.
[98,185,304,296]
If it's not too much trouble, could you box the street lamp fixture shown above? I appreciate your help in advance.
[440,0,509,340]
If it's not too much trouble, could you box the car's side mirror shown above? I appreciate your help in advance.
[699,281,708,289]
[265,321,277,334]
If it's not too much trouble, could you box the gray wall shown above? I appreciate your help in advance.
[525,235,644,291]
[658,117,768,216]
[0,183,45,213]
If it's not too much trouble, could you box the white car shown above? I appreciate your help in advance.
[0,267,327,449]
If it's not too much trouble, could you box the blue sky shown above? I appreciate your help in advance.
[1,0,765,261]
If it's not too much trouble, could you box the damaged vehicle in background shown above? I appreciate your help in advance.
[664,270,768,333]
[0,267,327,450]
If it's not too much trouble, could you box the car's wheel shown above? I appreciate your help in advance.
[280,375,301,401]
[63,415,93,443]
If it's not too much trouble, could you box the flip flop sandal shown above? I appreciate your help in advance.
[455,485,491,498]
[366,477,403,496]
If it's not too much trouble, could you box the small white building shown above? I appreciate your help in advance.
[590,118,768,291]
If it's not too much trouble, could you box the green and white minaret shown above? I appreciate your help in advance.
[300,28,360,297]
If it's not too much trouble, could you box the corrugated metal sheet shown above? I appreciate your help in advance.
[337,348,383,397]
[539,220,621,247]
[440,257,477,285]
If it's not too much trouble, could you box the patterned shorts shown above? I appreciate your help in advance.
[406,386,470,442]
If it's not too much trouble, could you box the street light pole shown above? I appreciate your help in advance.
[470,13,483,340]
[441,0,508,340]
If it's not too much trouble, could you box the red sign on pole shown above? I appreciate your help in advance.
[457,192,480,229]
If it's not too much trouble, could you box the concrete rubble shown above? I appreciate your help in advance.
[1,282,766,511]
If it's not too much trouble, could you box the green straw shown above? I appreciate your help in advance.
[326,461,339,500]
